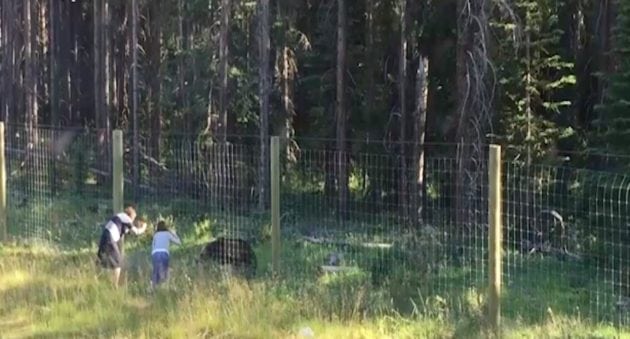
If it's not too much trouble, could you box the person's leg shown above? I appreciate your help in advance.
[151,253,160,288]
[110,249,123,288]
[113,267,121,288]
[157,252,169,285]
[162,253,170,284]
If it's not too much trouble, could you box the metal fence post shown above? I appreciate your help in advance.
[113,130,124,215]
[271,136,281,275]
[488,144,503,334]
[0,122,6,243]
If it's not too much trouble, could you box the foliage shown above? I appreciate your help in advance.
[492,0,576,163]
[0,242,627,338]
[4,0,630,334]
[593,1,630,167]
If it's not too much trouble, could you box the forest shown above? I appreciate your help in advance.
[2,0,630,261]
[1,0,630,249]
[1,1,630,335]
[1,0,629,203]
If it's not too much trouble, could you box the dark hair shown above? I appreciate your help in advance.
[156,221,169,232]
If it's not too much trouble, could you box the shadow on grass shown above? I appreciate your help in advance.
[501,255,622,326]
[2,237,627,337]
[0,275,157,339]
[253,237,627,332]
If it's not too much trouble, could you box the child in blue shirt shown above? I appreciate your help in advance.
[151,221,182,288]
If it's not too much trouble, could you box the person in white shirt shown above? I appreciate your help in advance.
[151,221,182,288]
[96,206,147,288]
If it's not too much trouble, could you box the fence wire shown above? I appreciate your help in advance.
[125,135,262,237]
[5,125,112,246]
[3,125,630,329]
[279,138,489,317]
[503,158,630,327]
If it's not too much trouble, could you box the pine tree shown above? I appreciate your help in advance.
[493,0,575,163]
[595,1,630,162]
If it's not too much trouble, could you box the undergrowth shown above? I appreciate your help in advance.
[1,194,629,338]
[0,241,627,339]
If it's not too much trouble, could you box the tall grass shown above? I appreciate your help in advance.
[0,242,626,339]
[1,192,628,338]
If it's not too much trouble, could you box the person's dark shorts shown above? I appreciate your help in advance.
[96,228,123,269]
[98,249,122,269]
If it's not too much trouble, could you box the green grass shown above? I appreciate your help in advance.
[0,240,627,339]
[1,192,629,338]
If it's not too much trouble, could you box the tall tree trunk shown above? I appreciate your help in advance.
[15,2,24,126]
[1,0,15,123]
[38,0,53,193]
[94,0,106,161]
[218,0,231,141]
[398,0,408,222]
[365,0,375,127]
[131,0,139,200]
[38,0,47,125]
[3,5,15,123]
[49,0,59,126]
[279,13,296,162]
[594,0,617,128]
[59,1,70,125]
[575,1,595,128]
[206,0,232,209]
[1,0,5,121]
[113,0,128,129]
[147,0,163,177]
[25,0,38,145]
[453,0,491,257]
[94,0,111,183]
[108,0,117,126]
[411,55,429,227]
[178,0,189,133]
[336,0,348,219]
[454,0,474,232]
[68,2,80,125]
[104,0,112,131]
[258,0,270,210]
[525,22,532,166]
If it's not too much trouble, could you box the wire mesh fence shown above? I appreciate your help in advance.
[502,156,630,326]
[2,124,630,329]
[121,134,263,240]
[278,138,490,317]
[5,124,112,246]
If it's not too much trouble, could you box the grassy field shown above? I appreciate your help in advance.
[0,191,628,338]
[0,238,627,339]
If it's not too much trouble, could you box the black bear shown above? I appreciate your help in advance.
[197,237,257,279]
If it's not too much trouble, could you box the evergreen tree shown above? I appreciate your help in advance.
[493,0,576,163]
[595,1,630,163]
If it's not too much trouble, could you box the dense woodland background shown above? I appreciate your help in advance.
[0,0,629,224]
[3,1,630,325]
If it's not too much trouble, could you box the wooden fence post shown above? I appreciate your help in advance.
[113,130,124,215]
[0,122,6,243]
[488,144,503,335]
[271,136,281,275]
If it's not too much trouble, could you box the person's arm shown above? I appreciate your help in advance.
[170,231,182,245]
[130,221,147,235]
[116,213,147,235]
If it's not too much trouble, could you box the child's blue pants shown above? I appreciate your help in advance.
[151,251,170,286]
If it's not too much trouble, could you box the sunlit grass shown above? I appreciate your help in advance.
[1,242,628,338]
[1,190,627,337]
[0,244,436,338]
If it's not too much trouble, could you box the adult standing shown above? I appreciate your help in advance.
[96,206,147,287]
